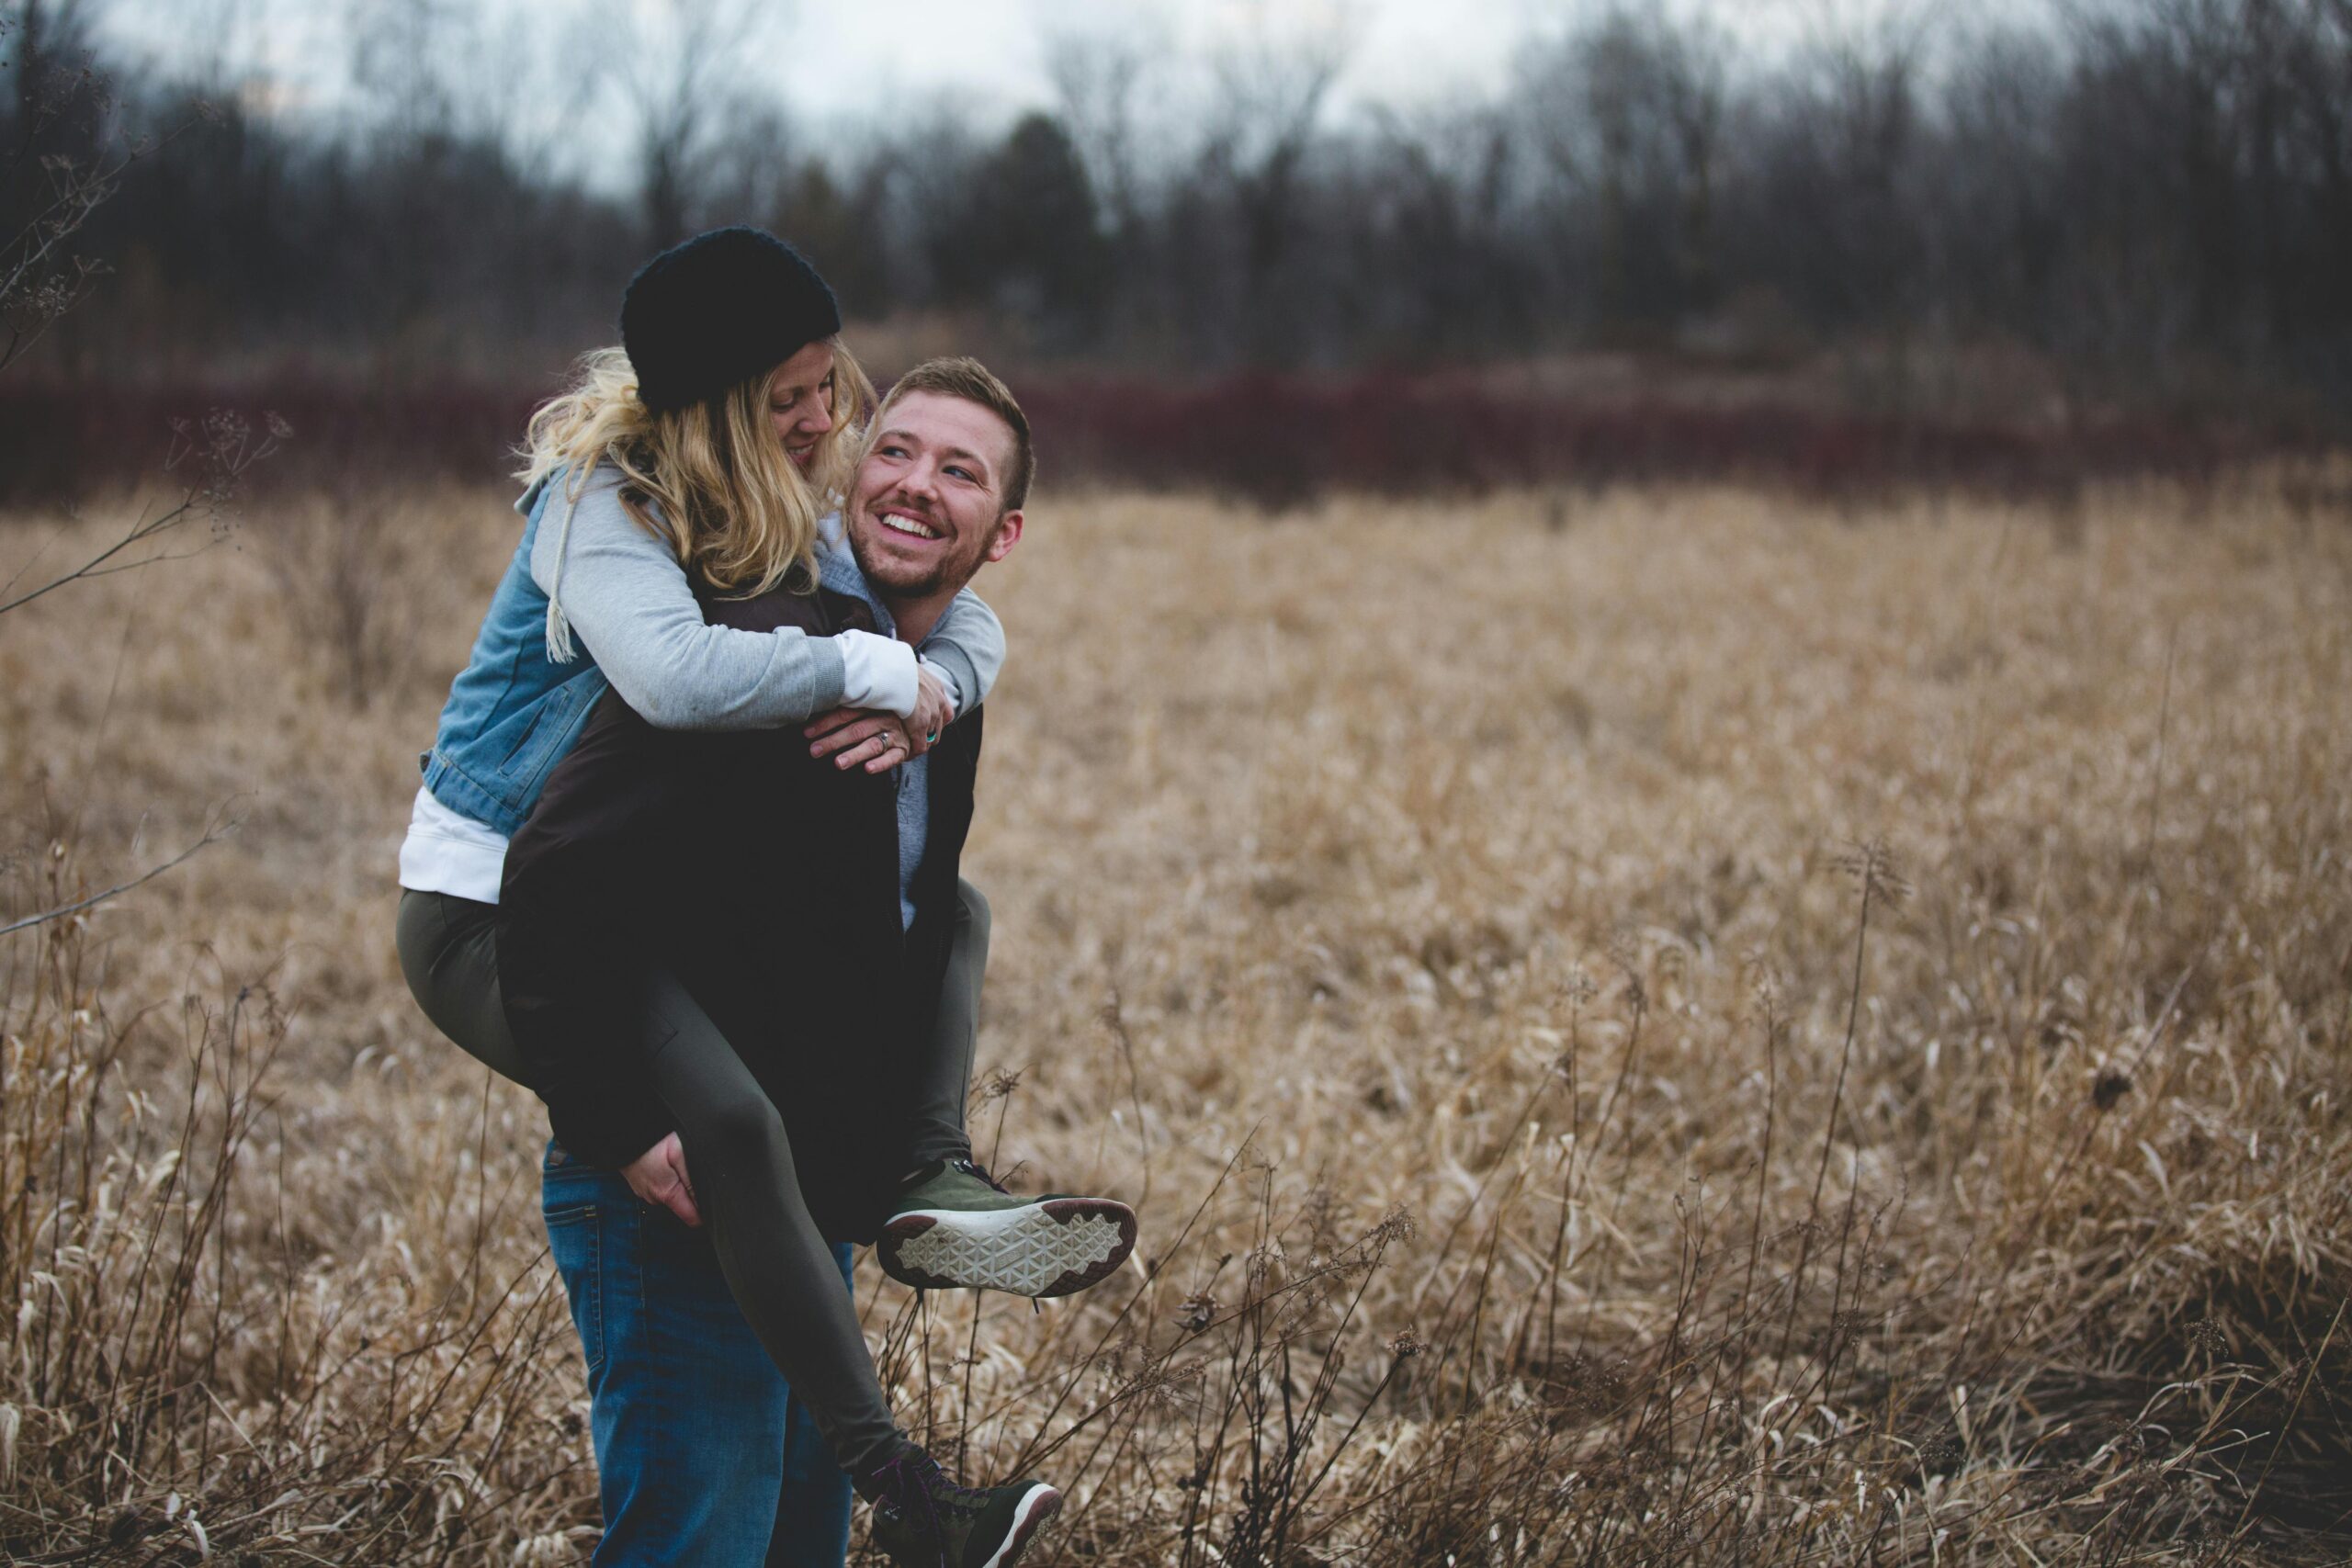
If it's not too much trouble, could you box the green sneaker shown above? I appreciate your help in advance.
[877,1157,1137,1297]
[865,1445,1061,1568]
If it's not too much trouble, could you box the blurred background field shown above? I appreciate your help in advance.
[6,0,2352,1563]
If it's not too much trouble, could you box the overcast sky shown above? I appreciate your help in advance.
[104,0,1585,115]
[762,0,1551,118]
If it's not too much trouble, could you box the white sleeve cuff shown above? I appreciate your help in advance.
[837,629,920,716]
[917,656,962,720]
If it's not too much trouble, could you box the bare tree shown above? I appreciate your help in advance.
[346,0,464,143]
[174,0,263,100]
[1361,102,1531,358]
[1196,4,1356,364]
[0,16,260,933]
[697,93,797,226]
[1045,19,1167,247]
[5,0,2352,414]
[1,0,111,374]
[1520,5,1731,328]
[5,0,89,131]
[1809,0,1935,315]
[600,0,786,248]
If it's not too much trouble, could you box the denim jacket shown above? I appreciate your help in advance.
[419,481,606,837]
[417,470,1005,842]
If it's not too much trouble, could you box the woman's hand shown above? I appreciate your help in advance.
[907,667,952,754]
[623,1133,701,1226]
[807,669,950,773]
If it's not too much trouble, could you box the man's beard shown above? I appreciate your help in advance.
[850,510,999,601]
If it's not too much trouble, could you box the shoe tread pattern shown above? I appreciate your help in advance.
[881,1201,1136,1297]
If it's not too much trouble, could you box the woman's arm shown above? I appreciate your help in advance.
[531,467,923,726]
[802,581,1007,770]
[915,585,1005,719]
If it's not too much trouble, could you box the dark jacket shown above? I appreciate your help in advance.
[497,578,982,1242]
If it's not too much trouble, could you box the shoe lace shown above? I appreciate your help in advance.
[871,1447,989,1565]
[951,1156,1012,1195]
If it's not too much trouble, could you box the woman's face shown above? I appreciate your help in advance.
[767,341,840,471]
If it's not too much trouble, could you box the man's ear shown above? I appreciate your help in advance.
[984,509,1023,566]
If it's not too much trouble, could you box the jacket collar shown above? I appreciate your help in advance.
[817,511,899,638]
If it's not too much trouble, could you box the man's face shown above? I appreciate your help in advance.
[846,390,1024,600]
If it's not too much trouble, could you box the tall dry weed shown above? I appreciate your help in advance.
[1,470,2346,1562]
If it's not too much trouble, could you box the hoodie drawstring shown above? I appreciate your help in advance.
[543,480,586,664]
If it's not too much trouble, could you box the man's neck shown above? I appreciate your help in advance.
[880,588,955,649]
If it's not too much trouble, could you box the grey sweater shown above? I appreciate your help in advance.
[526,463,1001,725]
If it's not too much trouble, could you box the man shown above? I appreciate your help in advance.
[503,357,1108,1568]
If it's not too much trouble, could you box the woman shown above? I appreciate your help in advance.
[395,229,1094,1567]
[398,227,978,1096]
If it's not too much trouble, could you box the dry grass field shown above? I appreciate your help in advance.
[3,473,2349,1564]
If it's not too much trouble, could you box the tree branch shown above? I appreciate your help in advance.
[0,808,243,940]
[0,493,200,617]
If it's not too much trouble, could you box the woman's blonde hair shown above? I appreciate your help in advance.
[517,336,876,601]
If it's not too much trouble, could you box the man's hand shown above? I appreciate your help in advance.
[622,1133,701,1226]
[806,669,951,773]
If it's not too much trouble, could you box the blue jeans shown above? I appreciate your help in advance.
[542,1144,855,1568]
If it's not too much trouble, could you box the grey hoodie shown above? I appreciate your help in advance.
[528,462,1001,725]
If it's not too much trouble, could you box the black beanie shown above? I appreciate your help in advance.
[619,227,842,414]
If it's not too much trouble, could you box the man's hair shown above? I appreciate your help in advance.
[871,355,1034,513]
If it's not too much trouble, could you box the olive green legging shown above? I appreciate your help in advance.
[394,884,991,1480]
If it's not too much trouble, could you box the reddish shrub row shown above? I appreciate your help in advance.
[1020,371,2290,509]
[0,369,2307,511]
[0,376,545,506]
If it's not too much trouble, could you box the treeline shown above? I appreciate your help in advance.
[5,0,2351,449]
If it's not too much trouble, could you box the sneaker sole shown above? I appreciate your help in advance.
[878,1198,1137,1297]
[980,1482,1062,1568]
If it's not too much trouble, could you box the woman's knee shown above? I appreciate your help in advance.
[693,1088,793,1179]
[394,890,444,1004]
[397,891,523,1077]
[955,879,991,958]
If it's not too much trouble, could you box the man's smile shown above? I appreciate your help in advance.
[874,505,944,542]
